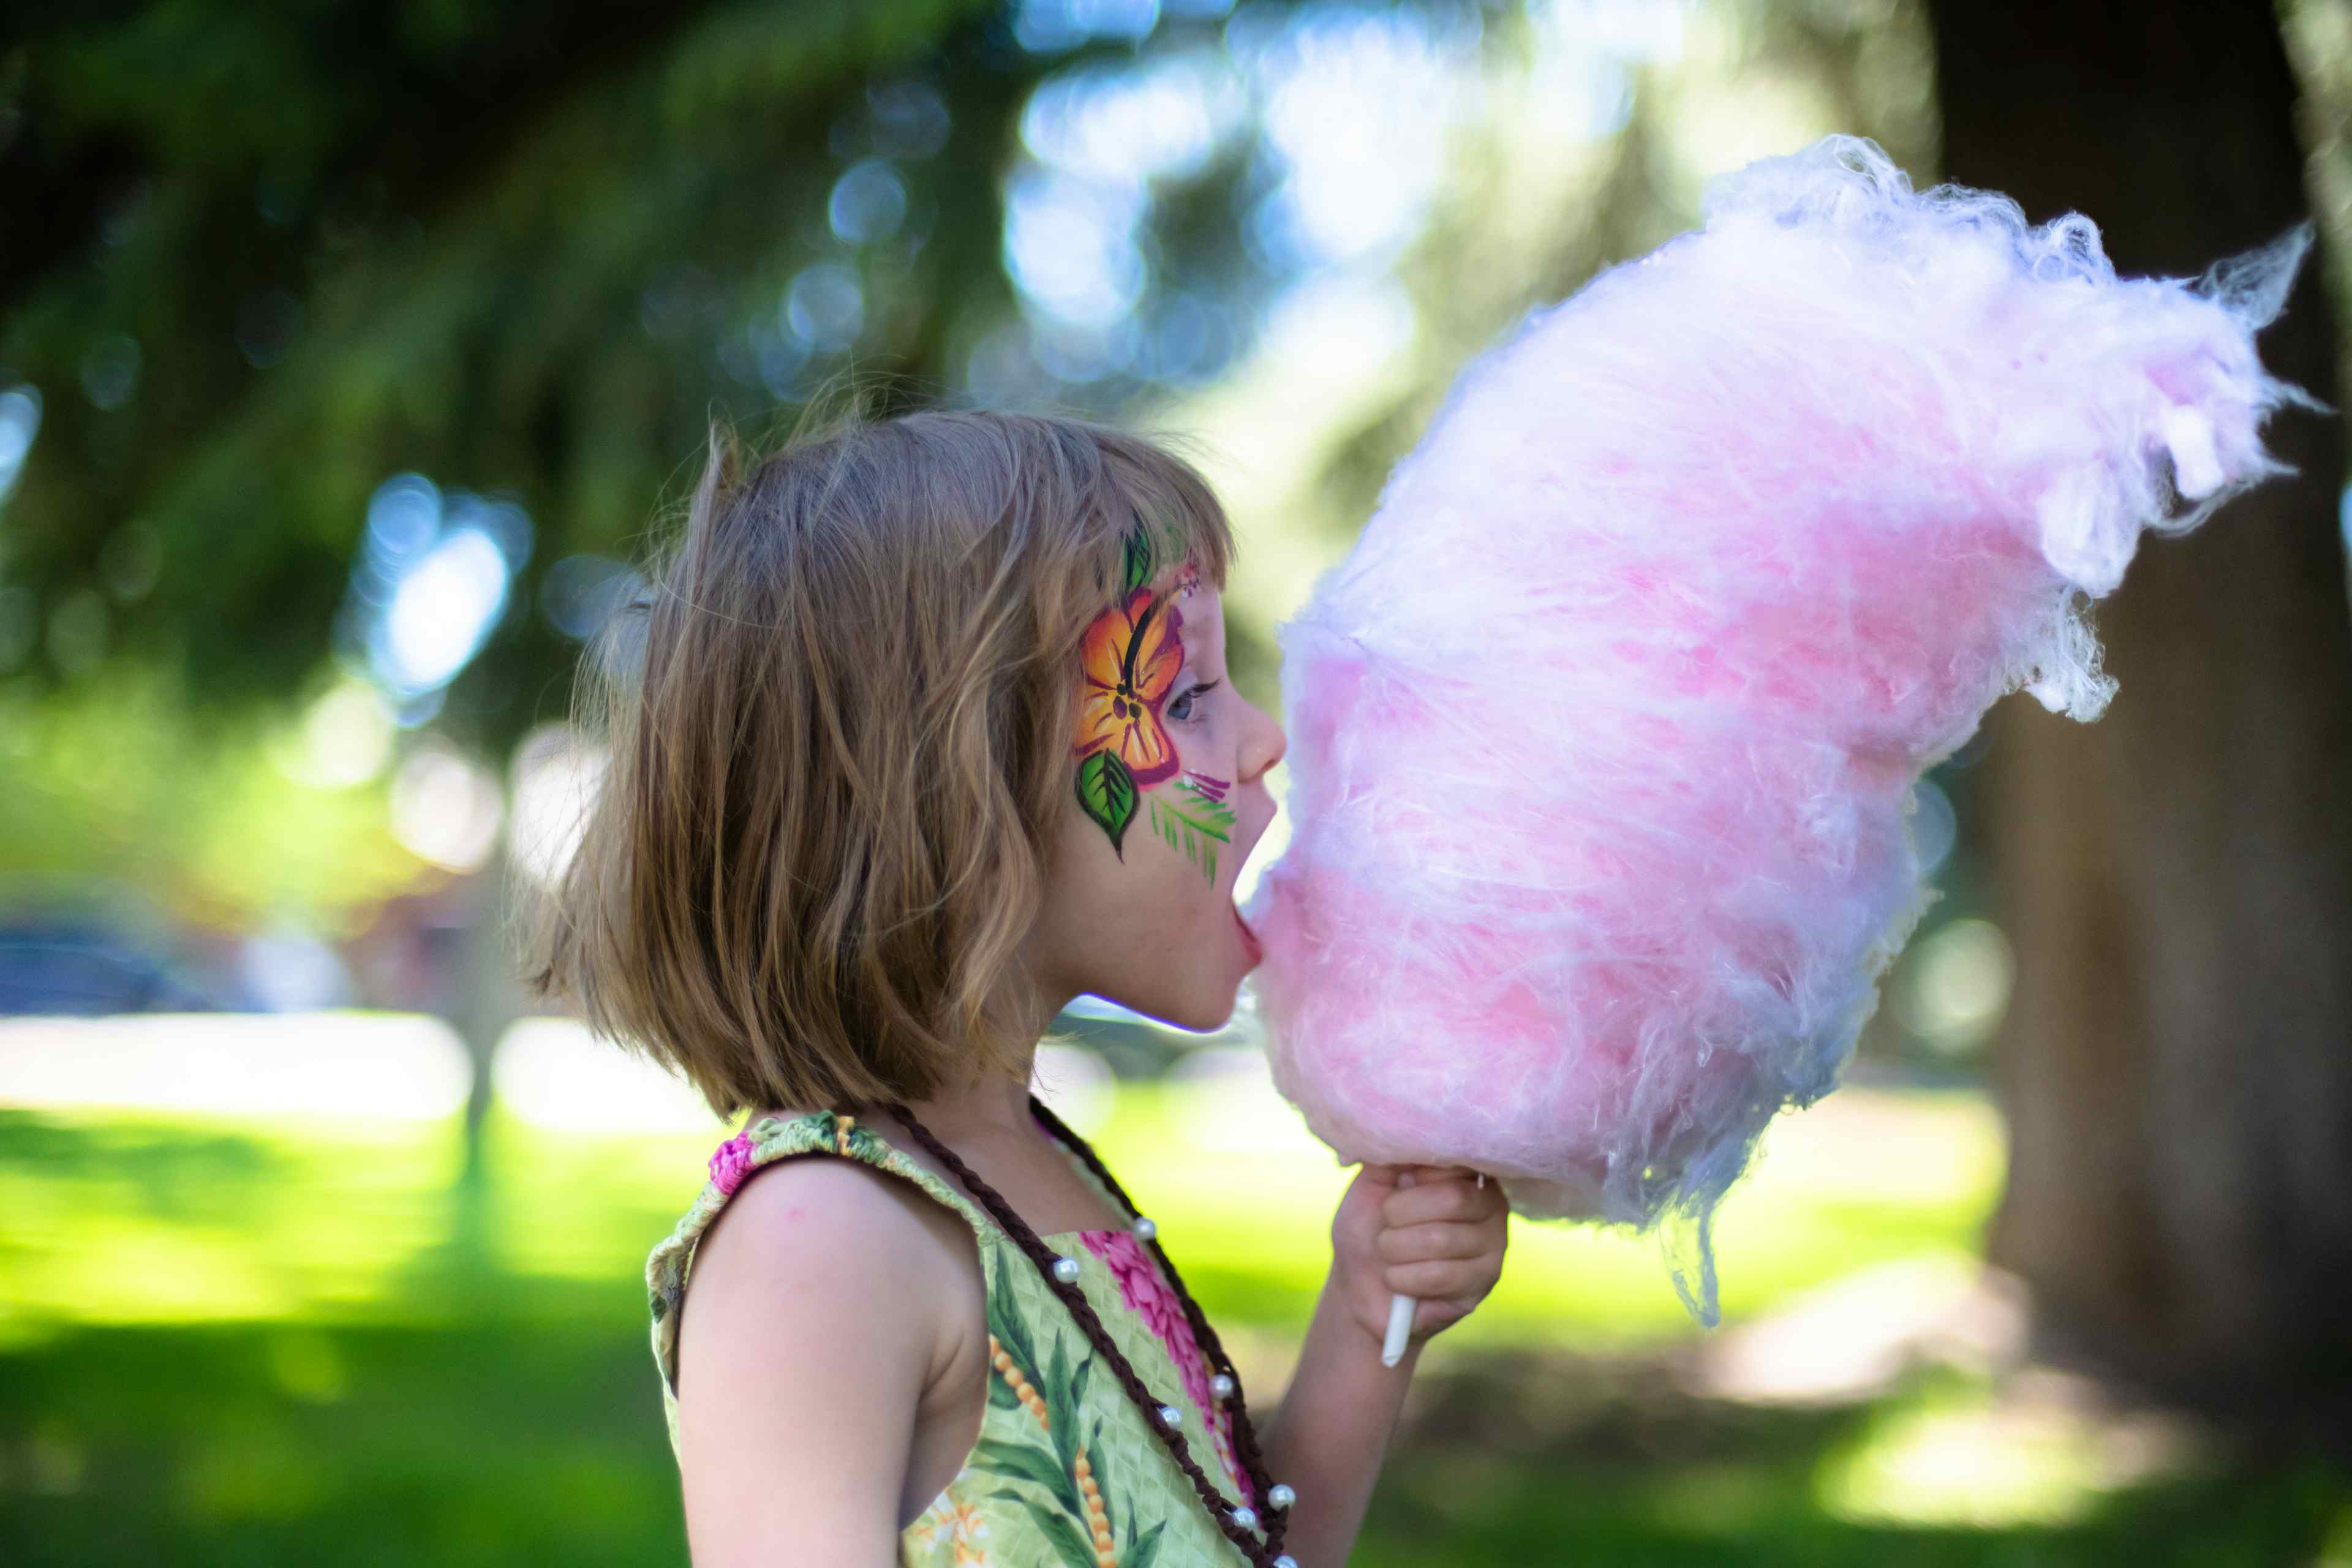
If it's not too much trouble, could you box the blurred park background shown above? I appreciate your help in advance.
[3,0,2351,1562]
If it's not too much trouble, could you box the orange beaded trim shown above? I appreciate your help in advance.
[988,1334,1050,1431]
[1077,1445,1115,1567]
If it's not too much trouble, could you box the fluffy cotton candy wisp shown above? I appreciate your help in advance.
[1238,134,2318,1321]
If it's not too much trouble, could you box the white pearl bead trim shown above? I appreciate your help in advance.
[1230,1505,1259,1529]
[1267,1483,1295,1510]
[1273,1556,1299,1568]
[1210,1373,1235,1400]
[1051,1255,1080,1283]
[1157,1403,1183,1428]
[1132,1215,1157,1240]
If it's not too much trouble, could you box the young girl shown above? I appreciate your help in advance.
[526,409,1509,1566]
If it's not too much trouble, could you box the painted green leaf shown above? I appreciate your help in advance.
[1077,749,1137,857]
[1128,1518,1167,1568]
[1171,777,1237,829]
[1148,788,1231,883]
[1121,521,1155,594]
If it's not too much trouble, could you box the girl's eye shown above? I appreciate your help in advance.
[1167,679,1219,723]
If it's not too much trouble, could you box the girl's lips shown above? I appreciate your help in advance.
[1233,904,1264,967]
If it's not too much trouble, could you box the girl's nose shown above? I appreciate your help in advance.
[1241,701,1287,783]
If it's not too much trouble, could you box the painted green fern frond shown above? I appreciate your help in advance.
[1148,787,1232,883]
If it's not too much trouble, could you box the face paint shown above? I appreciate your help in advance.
[1074,521,1189,858]
[1072,514,1235,872]
[1147,771,1235,883]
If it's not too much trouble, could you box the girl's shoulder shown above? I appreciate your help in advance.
[650,1107,998,1336]
[646,1106,1002,1456]
[703,1105,983,1209]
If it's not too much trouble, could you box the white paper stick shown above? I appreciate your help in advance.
[1379,1291,1417,1367]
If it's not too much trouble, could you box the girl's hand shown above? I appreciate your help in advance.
[1329,1161,1509,1352]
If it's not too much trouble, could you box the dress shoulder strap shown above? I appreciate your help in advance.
[646,1108,1003,1417]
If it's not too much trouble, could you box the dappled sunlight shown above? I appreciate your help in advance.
[6,1047,2341,1561]
[1686,1254,2025,1407]
[0,1012,470,1120]
[0,1009,1997,1345]
[0,1110,462,1341]
[1814,1368,2213,1529]
[492,1017,718,1136]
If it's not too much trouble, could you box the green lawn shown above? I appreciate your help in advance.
[1,1075,2343,1565]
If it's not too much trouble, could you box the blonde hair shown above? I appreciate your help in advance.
[521,405,1235,1121]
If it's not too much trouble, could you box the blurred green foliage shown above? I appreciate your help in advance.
[0,668,415,927]
[1,0,1033,744]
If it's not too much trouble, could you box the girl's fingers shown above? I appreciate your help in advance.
[1374,1220,1493,1265]
[1411,1297,1469,1336]
[1382,1258,1491,1299]
[1379,1173,1503,1229]
[1359,1166,1506,1343]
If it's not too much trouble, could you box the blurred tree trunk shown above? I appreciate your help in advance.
[1934,4,2352,1406]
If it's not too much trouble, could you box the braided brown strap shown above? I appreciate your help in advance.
[1025,1093,1283,1514]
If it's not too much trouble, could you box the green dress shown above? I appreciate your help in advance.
[647,1107,1261,1567]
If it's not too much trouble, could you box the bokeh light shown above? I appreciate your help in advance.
[273,679,395,790]
[387,742,503,872]
[507,722,606,890]
[0,385,42,509]
[336,475,532,705]
[1895,918,2016,1058]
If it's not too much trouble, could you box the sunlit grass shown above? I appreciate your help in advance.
[0,1112,472,1344]
[3,1072,2344,1567]
[1816,1370,2113,1528]
[0,1072,1998,1350]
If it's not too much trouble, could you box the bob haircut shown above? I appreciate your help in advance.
[522,405,1235,1121]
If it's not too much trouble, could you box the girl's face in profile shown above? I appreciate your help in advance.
[1034,565,1286,1033]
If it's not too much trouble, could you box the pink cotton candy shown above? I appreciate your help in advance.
[1237,135,2317,1322]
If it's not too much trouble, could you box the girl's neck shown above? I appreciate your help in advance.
[893,971,1078,1137]
[898,1060,1041,1139]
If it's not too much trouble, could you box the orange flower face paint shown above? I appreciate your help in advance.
[1072,517,1201,858]
[1074,587,1185,789]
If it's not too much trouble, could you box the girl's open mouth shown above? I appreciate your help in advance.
[1232,903,1264,966]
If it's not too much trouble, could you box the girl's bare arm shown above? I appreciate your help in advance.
[1263,1163,1508,1566]
[673,1158,949,1567]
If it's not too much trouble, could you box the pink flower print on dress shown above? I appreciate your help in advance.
[707,1132,755,1196]
[1077,1229,1253,1505]
[1082,1230,1189,1352]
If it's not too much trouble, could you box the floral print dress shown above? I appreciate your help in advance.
[647,1107,1260,1567]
